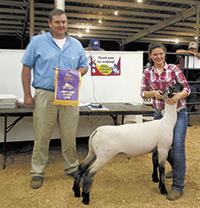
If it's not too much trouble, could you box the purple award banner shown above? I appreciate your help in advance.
[53,68,81,106]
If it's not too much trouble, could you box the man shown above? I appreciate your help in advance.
[175,42,199,126]
[21,9,88,189]
[176,41,200,60]
[84,38,105,51]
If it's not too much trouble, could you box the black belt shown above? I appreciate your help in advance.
[35,87,55,92]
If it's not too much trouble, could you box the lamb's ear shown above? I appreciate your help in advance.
[180,83,184,91]
[176,83,184,91]
[168,87,173,98]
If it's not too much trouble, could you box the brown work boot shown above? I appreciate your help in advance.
[167,190,183,201]
[30,176,43,189]
[165,170,173,179]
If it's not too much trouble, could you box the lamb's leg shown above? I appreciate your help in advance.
[166,148,173,167]
[152,151,159,182]
[72,152,96,198]
[82,157,113,205]
[158,150,168,195]
[158,165,167,195]
[81,168,95,205]
[72,163,86,198]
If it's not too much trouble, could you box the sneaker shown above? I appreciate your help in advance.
[167,190,183,201]
[30,176,43,189]
[165,170,173,179]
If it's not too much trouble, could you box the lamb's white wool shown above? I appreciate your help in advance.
[73,101,178,205]
[90,103,176,158]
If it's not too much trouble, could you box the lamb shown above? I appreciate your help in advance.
[72,83,183,205]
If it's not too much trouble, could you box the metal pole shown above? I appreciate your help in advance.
[54,0,65,10]
[30,0,34,40]
[196,4,199,52]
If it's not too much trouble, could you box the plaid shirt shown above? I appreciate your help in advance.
[141,63,190,110]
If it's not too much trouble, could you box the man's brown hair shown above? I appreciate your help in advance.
[49,9,67,22]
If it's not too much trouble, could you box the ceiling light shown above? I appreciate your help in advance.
[138,0,142,2]
[78,33,82,37]
[99,20,102,24]
[175,39,179,43]
[86,29,90,33]
[114,11,118,15]
[195,36,197,39]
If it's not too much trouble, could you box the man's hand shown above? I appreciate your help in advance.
[24,95,34,109]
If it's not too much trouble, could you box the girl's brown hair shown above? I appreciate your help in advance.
[148,42,167,66]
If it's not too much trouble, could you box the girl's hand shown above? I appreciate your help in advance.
[155,90,165,100]
[165,93,180,105]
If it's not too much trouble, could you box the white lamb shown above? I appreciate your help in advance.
[72,83,183,205]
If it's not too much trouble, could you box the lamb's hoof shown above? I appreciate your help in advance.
[152,177,159,183]
[152,175,159,183]
[160,188,168,195]
[82,192,90,205]
[72,186,81,198]
[74,189,81,198]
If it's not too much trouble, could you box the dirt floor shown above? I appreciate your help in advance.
[0,114,200,208]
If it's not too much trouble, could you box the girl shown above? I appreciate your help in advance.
[141,42,190,201]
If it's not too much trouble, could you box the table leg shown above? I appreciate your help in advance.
[121,115,124,124]
[109,115,119,125]
[2,116,24,169]
[3,117,7,170]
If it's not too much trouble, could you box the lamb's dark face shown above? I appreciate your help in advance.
[163,88,173,99]
[163,83,184,99]
[170,83,184,93]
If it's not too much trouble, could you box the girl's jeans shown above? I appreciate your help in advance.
[154,107,187,194]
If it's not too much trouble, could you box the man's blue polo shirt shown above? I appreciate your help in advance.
[21,31,88,90]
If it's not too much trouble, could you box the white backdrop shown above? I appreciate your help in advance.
[0,50,143,142]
